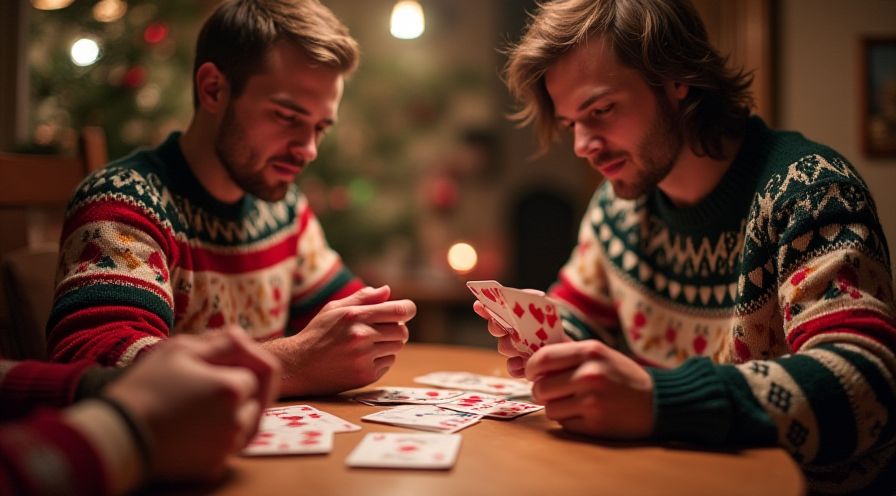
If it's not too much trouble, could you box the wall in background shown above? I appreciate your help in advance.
[778,0,896,273]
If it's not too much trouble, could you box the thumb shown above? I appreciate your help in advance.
[330,285,391,308]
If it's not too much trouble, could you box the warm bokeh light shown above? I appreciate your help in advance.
[31,0,75,10]
[70,38,101,67]
[93,0,127,23]
[390,0,425,40]
[447,242,478,274]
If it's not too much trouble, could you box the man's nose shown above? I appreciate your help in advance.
[289,130,318,164]
[573,125,603,159]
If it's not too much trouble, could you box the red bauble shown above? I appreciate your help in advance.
[143,22,169,45]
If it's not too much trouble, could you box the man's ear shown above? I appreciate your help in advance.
[194,62,229,114]
[665,80,689,104]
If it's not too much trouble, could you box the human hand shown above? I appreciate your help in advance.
[271,285,417,396]
[473,298,572,378]
[472,300,529,377]
[526,340,653,439]
[104,326,281,482]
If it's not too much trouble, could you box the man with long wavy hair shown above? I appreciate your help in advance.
[476,1,895,493]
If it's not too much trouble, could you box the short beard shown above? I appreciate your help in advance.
[610,92,683,200]
[214,105,290,203]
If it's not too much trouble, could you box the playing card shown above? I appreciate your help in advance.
[466,280,516,332]
[437,392,544,419]
[242,427,334,456]
[345,432,462,469]
[260,405,360,433]
[413,371,532,398]
[361,405,482,433]
[353,387,465,405]
[498,287,565,354]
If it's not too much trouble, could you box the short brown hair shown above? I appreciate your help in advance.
[193,0,360,108]
[504,0,754,158]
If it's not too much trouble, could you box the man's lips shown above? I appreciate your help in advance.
[271,161,303,176]
[592,157,626,177]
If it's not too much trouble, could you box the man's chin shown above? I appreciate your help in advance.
[249,184,291,203]
[608,180,649,200]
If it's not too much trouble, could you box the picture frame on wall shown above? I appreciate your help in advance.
[861,37,896,158]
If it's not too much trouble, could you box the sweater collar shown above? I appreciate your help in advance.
[155,132,254,219]
[650,116,769,231]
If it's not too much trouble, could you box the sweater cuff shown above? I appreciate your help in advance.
[0,360,96,415]
[63,400,144,496]
[648,357,732,445]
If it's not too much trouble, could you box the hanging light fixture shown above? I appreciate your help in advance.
[390,0,424,40]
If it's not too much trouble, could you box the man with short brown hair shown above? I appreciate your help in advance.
[48,0,416,397]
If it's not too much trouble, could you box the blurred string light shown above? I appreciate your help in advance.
[93,0,128,23]
[447,242,478,274]
[31,0,74,10]
[70,38,101,67]
[390,0,424,40]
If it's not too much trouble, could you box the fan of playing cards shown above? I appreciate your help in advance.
[466,280,567,355]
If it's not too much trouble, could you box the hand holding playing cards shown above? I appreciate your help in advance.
[526,340,654,439]
[472,300,529,377]
[104,327,281,482]
[270,285,416,396]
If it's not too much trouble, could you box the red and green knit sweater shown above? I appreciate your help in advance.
[549,117,896,494]
[47,132,363,366]
[1,359,111,496]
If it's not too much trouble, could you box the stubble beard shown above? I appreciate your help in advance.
[214,105,291,203]
[609,94,683,200]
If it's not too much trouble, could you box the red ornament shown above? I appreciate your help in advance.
[143,22,169,45]
[122,66,146,88]
[428,176,458,211]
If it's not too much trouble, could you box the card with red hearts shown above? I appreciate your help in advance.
[467,280,566,355]
[465,280,516,333]
[498,287,566,354]
[346,432,462,469]
[437,392,544,419]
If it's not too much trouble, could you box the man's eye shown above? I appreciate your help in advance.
[276,112,298,124]
[590,104,614,118]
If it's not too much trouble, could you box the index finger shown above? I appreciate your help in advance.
[349,299,417,324]
[525,340,604,382]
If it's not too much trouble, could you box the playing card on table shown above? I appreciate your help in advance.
[260,404,360,433]
[466,280,516,333]
[361,405,482,433]
[413,371,532,398]
[438,392,544,419]
[498,287,566,354]
[353,387,465,405]
[346,432,462,469]
[242,427,334,456]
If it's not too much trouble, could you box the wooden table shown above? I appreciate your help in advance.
[212,343,806,496]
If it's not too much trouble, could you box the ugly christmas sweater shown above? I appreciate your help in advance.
[549,117,896,494]
[1,359,132,496]
[47,132,363,366]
